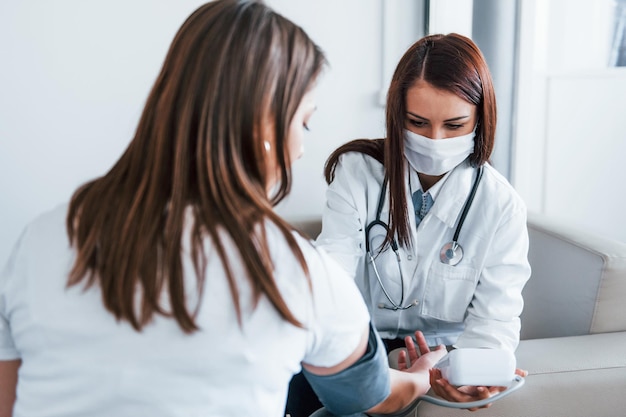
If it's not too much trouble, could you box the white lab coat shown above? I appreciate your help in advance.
[316,151,531,351]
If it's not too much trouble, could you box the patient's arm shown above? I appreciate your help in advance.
[303,327,446,416]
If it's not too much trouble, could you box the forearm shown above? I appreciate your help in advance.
[457,210,530,351]
[366,368,430,415]
[456,315,521,351]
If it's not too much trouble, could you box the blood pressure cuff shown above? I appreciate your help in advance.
[302,323,391,416]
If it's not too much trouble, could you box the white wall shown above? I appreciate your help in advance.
[513,0,626,242]
[0,0,396,265]
[543,69,626,240]
[266,0,387,222]
[5,0,623,267]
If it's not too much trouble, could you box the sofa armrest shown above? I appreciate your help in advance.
[521,212,626,339]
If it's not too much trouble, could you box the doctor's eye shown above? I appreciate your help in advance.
[446,123,464,130]
[408,119,426,128]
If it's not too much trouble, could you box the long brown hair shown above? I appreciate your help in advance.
[325,33,496,248]
[66,0,326,332]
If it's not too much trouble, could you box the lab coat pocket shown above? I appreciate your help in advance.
[422,262,479,322]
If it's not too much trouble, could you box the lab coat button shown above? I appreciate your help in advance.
[407,255,413,260]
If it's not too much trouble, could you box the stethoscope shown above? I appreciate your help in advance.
[365,166,484,311]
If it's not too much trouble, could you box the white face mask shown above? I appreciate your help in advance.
[403,129,475,176]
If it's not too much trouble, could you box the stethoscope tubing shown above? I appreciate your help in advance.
[451,165,483,243]
[365,165,483,309]
[368,376,525,416]
[366,165,483,259]
[439,166,483,265]
[418,375,525,409]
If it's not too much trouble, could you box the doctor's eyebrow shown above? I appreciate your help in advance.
[406,112,471,122]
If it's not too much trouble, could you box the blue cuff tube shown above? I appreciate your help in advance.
[302,323,391,416]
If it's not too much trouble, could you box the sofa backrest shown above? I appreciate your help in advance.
[289,213,626,341]
[522,212,626,339]
[290,218,323,241]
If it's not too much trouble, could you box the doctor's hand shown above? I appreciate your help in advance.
[427,368,529,411]
[428,368,496,411]
[396,331,447,373]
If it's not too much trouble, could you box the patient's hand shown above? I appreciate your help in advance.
[396,331,447,373]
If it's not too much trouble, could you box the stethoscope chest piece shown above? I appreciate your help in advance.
[440,241,463,266]
[436,165,484,267]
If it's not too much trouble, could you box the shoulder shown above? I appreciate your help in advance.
[27,203,69,235]
[2,203,70,294]
[9,203,69,258]
[480,164,527,217]
[333,149,386,186]
[263,220,370,334]
[264,221,366,309]
[264,221,348,281]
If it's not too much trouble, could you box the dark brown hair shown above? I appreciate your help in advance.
[66,0,326,332]
[325,33,496,248]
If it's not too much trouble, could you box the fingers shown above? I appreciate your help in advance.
[404,336,419,365]
[467,387,492,411]
[515,368,528,377]
[462,387,491,411]
[397,349,408,370]
[429,370,494,410]
[429,369,448,398]
[486,385,506,394]
[430,368,443,380]
[414,330,430,356]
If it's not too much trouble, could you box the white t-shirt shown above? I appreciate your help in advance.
[0,204,370,417]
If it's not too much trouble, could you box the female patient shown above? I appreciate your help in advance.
[0,1,448,416]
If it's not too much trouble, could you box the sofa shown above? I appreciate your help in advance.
[290,211,626,417]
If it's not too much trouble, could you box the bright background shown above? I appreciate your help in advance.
[1,0,625,266]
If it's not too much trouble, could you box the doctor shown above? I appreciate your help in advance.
[285,33,531,416]
[317,32,531,353]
